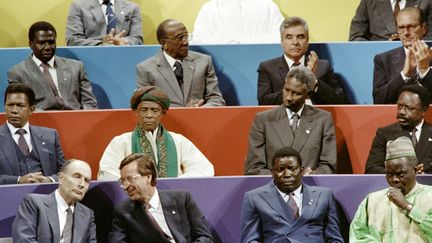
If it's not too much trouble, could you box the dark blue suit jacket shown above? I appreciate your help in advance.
[241,182,344,243]
[12,192,96,243]
[109,190,214,243]
[0,124,65,184]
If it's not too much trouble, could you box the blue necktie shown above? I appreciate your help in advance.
[104,0,116,34]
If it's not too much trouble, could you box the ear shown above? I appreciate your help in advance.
[58,171,64,184]
[29,105,35,114]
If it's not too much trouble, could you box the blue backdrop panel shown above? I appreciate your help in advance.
[0,42,401,111]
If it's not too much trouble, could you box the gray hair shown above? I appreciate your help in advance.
[285,66,316,92]
[280,17,309,38]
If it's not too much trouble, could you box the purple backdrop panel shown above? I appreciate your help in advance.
[1,175,432,242]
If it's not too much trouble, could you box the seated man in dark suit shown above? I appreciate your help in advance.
[109,153,214,243]
[66,0,143,46]
[241,147,344,243]
[245,66,337,175]
[373,7,432,104]
[0,83,65,184]
[12,159,96,242]
[136,19,225,107]
[8,21,98,110]
[349,0,432,41]
[257,16,349,105]
[366,85,432,173]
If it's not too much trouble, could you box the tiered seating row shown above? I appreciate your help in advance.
[0,105,405,178]
[0,42,401,110]
[1,175,432,241]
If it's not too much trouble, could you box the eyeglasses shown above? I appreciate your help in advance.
[397,23,421,33]
[118,174,141,188]
[164,33,192,42]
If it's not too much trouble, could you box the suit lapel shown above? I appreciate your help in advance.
[30,126,50,174]
[377,0,398,35]
[392,48,405,72]
[278,56,289,82]
[0,125,19,175]
[90,0,105,27]
[260,182,294,224]
[406,0,422,8]
[270,106,294,147]
[72,203,88,243]
[46,193,61,243]
[416,122,432,162]
[54,57,71,99]
[292,106,316,152]
[182,55,195,101]
[156,52,184,103]
[26,57,56,99]
[290,184,320,233]
[160,191,180,240]
[114,0,125,29]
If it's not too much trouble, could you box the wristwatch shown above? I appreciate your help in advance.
[402,203,413,215]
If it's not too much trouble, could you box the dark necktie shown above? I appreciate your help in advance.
[16,129,29,155]
[394,0,401,19]
[62,207,73,243]
[291,113,299,131]
[144,204,172,240]
[287,192,299,219]
[174,61,184,86]
[292,62,301,68]
[41,63,60,97]
[411,128,418,147]
[104,0,116,34]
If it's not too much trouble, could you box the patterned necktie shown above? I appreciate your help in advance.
[287,192,299,219]
[16,129,29,155]
[411,128,418,147]
[394,0,401,19]
[291,113,299,131]
[41,63,60,97]
[62,207,73,243]
[104,0,116,34]
[174,61,183,86]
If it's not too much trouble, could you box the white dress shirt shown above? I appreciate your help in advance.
[148,189,175,242]
[7,121,33,152]
[276,183,303,216]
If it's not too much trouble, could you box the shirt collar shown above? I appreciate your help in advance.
[163,50,181,68]
[284,54,305,68]
[99,0,115,5]
[415,119,424,132]
[55,189,75,212]
[6,121,30,135]
[32,54,55,68]
[274,181,303,197]
[144,125,159,138]
[148,188,160,210]
[286,105,305,119]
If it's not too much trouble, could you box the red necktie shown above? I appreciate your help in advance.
[287,192,299,219]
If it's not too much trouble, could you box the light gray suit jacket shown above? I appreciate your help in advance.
[12,192,96,243]
[241,182,344,243]
[244,105,337,175]
[349,0,432,41]
[66,0,143,46]
[136,50,225,107]
[7,56,98,110]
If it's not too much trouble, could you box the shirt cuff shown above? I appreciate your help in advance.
[418,67,431,79]
[408,205,426,223]
[400,71,411,82]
